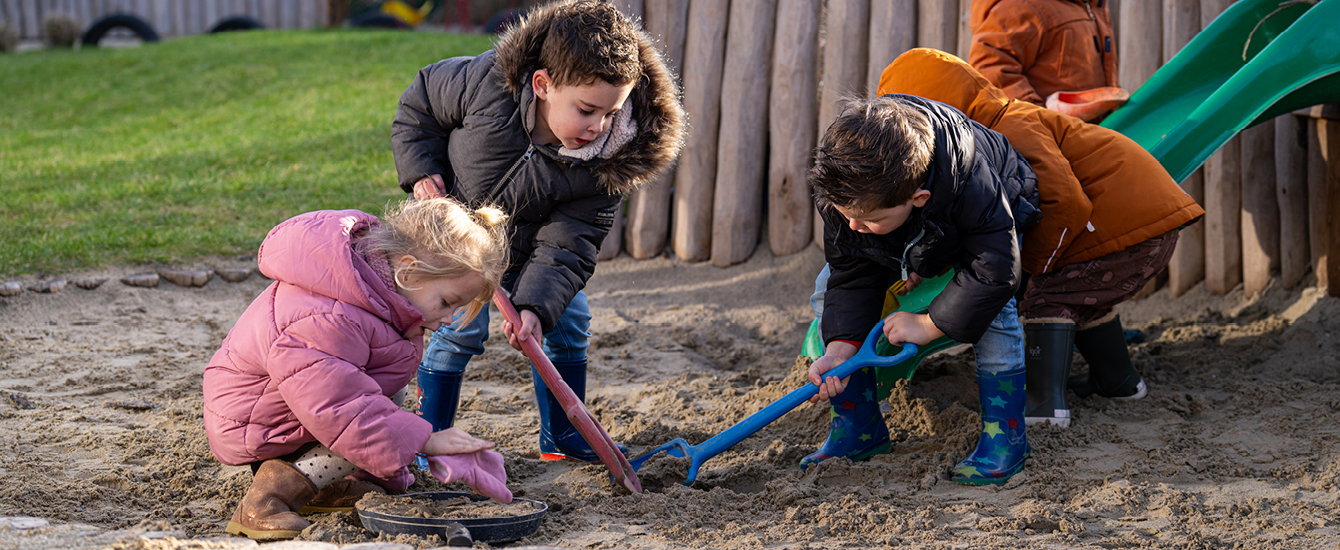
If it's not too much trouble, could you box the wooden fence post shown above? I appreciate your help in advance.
[1200,0,1237,296]
[815,0,870,248]
[1276,114,1308,289]
[1205,136,1243,295]
[916,0,956,54]
[956,0,972,60]
[1119,0,1160,93]
[866,0,916,96]
[1240,122,1278,297]
[711,0,777,267]
[768,0,820,257]
[624,0,688,259]
[1322,118,1340,296]
[671,0,728,262]
[1121,0,1161,300]
[1309,118,1329,291]
[1164,0,1202,297]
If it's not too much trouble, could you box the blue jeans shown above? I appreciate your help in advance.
[810,264,1023,374]
[420,284,592,374]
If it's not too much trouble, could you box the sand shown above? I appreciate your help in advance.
[2,246,1340,549]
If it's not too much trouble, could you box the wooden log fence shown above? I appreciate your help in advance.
[0,0,330,40]
[7,0,1340,300]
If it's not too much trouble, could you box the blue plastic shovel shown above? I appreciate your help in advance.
[629,321,918,484]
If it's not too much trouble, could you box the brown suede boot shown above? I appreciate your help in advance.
[298,479,387,514]
[225,459,319,540]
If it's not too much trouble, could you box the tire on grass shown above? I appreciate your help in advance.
[81,13,159,46]
[209,15,265,33]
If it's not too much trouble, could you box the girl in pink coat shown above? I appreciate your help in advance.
[204,198,512,540]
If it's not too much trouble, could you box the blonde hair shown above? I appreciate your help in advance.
[363,197,509,324]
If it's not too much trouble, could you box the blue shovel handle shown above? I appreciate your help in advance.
[631,321,917,483]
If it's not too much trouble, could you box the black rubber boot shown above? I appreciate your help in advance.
[1023,319,1076,428]
[1070,315,1147,400]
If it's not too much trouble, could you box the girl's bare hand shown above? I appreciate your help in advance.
[422,427,495,456]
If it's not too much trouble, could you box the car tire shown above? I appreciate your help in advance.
[81,13,160,46]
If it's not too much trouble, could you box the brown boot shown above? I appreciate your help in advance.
[299,478,386,514]
[225,459,318,540]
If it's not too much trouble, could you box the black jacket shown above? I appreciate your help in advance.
[391,4,685,332]
[821,95,1040,345]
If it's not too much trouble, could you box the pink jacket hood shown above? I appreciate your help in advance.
[203,209,432,481]
[259,209,425,338]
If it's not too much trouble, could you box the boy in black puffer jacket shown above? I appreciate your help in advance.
[391,0,685,463]
[805,94,1039,485]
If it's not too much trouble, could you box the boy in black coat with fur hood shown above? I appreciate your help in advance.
[391,0,685,463]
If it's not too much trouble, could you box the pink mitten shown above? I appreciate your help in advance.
[426,450,512,503]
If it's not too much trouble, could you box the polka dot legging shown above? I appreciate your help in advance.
[292,387,412,489]
[292,445,358,489]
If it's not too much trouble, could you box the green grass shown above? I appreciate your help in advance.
[0,29,495,277]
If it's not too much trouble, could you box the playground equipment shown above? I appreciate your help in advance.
[350,0,436,28]
[1100,0,1340,183]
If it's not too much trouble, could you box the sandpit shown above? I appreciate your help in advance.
[2,247,1339,548]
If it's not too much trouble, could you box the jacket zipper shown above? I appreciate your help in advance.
[487,144,535,203]
[899,226,927,282]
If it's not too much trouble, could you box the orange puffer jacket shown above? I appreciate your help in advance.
[969,0,1118,106]
[879,48,1203,275]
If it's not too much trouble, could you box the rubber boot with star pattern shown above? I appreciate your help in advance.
[799,366,890,471]
[953,366,1029,485]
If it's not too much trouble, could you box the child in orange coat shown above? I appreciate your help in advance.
[969,0,1119,109]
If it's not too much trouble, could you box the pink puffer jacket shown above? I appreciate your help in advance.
[203,209,432,482]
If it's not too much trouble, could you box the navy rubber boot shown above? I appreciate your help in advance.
[533,359,628,462]
[953,367,1029,485]
[414,367,462,470]
[1023,320,1076,428]
[799,366,891,471]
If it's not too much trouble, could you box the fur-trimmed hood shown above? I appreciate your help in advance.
[492,0,686,194]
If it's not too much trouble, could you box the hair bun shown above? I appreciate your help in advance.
[471,205,508,228]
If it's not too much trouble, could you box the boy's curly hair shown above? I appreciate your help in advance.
[524,0,643,88]
[363,197,510,324]
[810,95,935,212]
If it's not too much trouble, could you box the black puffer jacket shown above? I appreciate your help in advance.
[391,3,685,332]
[821,95,1039,345]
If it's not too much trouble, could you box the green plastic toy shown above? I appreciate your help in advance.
[802,270,959,400]
[1100,0,1340,183]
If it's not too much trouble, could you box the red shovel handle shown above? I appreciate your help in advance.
[491,289,641,493]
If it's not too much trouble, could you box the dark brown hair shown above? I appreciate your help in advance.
[810,95,935,211]
[537,0,642,88]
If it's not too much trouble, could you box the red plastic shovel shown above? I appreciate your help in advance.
[491,288,642,494]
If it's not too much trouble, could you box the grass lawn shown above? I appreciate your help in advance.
[0,29,495,277]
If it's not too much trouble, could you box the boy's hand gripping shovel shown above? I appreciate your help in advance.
[491,289,642,494]
[630,321,918,484]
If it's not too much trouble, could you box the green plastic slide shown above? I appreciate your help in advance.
[1100,0,1340,183]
